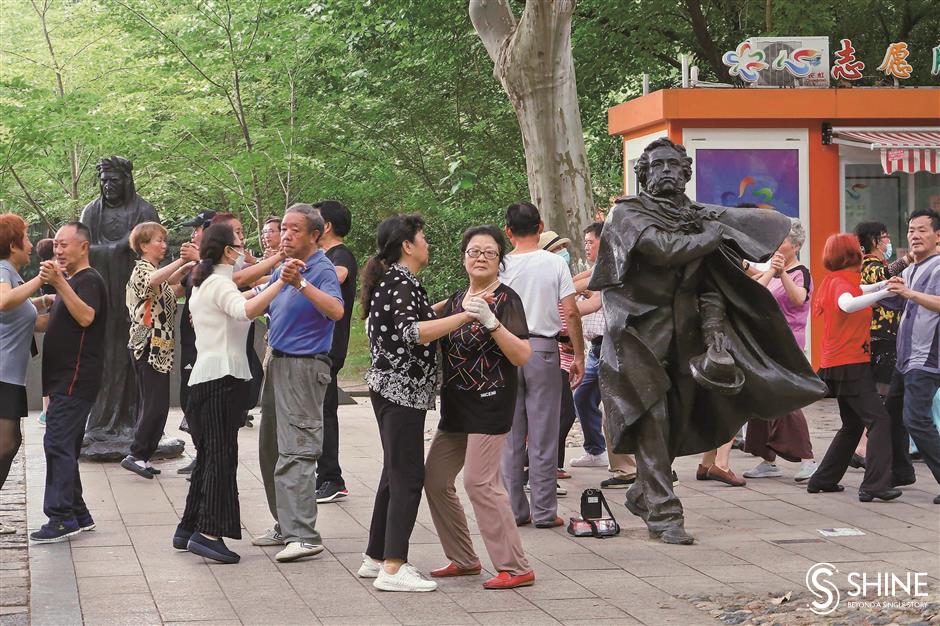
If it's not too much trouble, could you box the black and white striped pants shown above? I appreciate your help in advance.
[180,376,248,539]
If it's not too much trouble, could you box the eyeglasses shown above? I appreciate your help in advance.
[465,249,499,260]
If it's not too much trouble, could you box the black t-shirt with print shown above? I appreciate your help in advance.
[325,243,358,370]
[438,284,529,435]
[42,267,108,403]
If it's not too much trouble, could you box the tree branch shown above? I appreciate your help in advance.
[9,166,56,231]
[469,0,516,64]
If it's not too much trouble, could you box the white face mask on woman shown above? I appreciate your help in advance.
[883,241,894,259]
[227,247,245,269]
[556,248,571,265]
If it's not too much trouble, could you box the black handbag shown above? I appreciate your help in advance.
[567,488,620,538]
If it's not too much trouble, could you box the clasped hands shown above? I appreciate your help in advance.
[279,258,306,288]
[463,295,499,331]
[886,276,912,299]
[38,260,65,288]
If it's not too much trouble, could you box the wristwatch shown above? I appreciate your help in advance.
[298,278,308,290]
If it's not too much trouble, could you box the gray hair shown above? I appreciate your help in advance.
[285,203,325,238]
[787,217,805,250]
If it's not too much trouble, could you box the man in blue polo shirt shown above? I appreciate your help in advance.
[252,203,344,562]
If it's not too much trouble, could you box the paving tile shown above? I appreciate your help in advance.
[537,597,634,621]
[76,574,150,598]
[74,557,143,578]
[447,590,539,613]
[472,609,559,625]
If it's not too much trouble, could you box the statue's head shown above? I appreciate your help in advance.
[634,138,693,197]
[96,156,135,207]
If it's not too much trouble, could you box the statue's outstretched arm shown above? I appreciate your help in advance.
[635,220,723,267]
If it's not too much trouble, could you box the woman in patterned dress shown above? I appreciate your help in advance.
[356,214,478,593]
[424,225,536,590]
[121,222,197,478]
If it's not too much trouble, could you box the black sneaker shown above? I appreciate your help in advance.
[146,466,161,475]
[187,532,240,564]
[177,458,196,474]
[121,456,153,479]
[601,476,635,489]
[30,520,81,543]
[76,513,96,532]
[173,524,194,550]
[316,482,349,504]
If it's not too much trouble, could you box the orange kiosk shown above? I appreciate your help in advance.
[607,88,940,365]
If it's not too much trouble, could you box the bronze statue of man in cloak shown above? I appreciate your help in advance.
[589,138,826,545]
[79,157,162,458]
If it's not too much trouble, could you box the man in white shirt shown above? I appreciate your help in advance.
[499,201,584,528]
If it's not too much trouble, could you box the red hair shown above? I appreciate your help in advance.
[0,213,27,259]
[822,233,862,271]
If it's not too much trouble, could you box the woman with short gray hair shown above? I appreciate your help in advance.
[743,217,818,482]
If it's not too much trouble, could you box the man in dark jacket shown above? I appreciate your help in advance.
[589,138,825,545]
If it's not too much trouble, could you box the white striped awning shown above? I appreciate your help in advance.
[830,128,940,175]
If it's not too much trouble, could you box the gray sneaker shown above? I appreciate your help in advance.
[743,461,783,478]
[794,460,817,482]
[250,528,285,546]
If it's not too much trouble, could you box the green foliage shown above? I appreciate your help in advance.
[2,0,937,297]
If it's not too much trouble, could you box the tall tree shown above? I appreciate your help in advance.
[470,0,594,252]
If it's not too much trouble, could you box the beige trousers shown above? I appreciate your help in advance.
[424,430,530,575]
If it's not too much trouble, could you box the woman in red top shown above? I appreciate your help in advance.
[807,233,907,502]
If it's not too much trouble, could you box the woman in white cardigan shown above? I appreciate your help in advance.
[173,222,289,564]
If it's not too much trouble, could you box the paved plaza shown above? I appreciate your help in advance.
[2,397,939,625]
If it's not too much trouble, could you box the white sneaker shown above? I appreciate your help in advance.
[251,528,285,546]
[794,460,818,483]
[275,541,324,562]
[570,452,609,468]
[743,461,783,478]
[373,563,437,592]
[357,554,382,578]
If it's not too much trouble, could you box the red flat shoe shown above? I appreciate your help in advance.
[430,561,482,578]
[484,570,536,590]
[557,468,572,480]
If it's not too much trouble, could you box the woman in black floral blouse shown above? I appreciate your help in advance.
[852,222,914,466]
[356,214,477,593]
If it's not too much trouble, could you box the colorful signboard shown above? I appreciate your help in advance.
[722,37,935,84]
[695,148,800,218]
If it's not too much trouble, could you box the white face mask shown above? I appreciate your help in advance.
[883,242,893,259]
[228,247,245,269]
[556,249,571,265]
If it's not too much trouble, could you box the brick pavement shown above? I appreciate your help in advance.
[0,437,28,626]
[15,399,940,625]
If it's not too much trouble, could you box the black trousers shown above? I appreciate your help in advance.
[316,367,345,488]
[129,349,170,462]
[366,391,426,562]
[43,393,93,522]
[809,387,903,493]
[557,369,577,468]
[180,376,246,539]
[886,368,940,484]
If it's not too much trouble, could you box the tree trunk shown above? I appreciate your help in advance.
[470,0,594,258]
